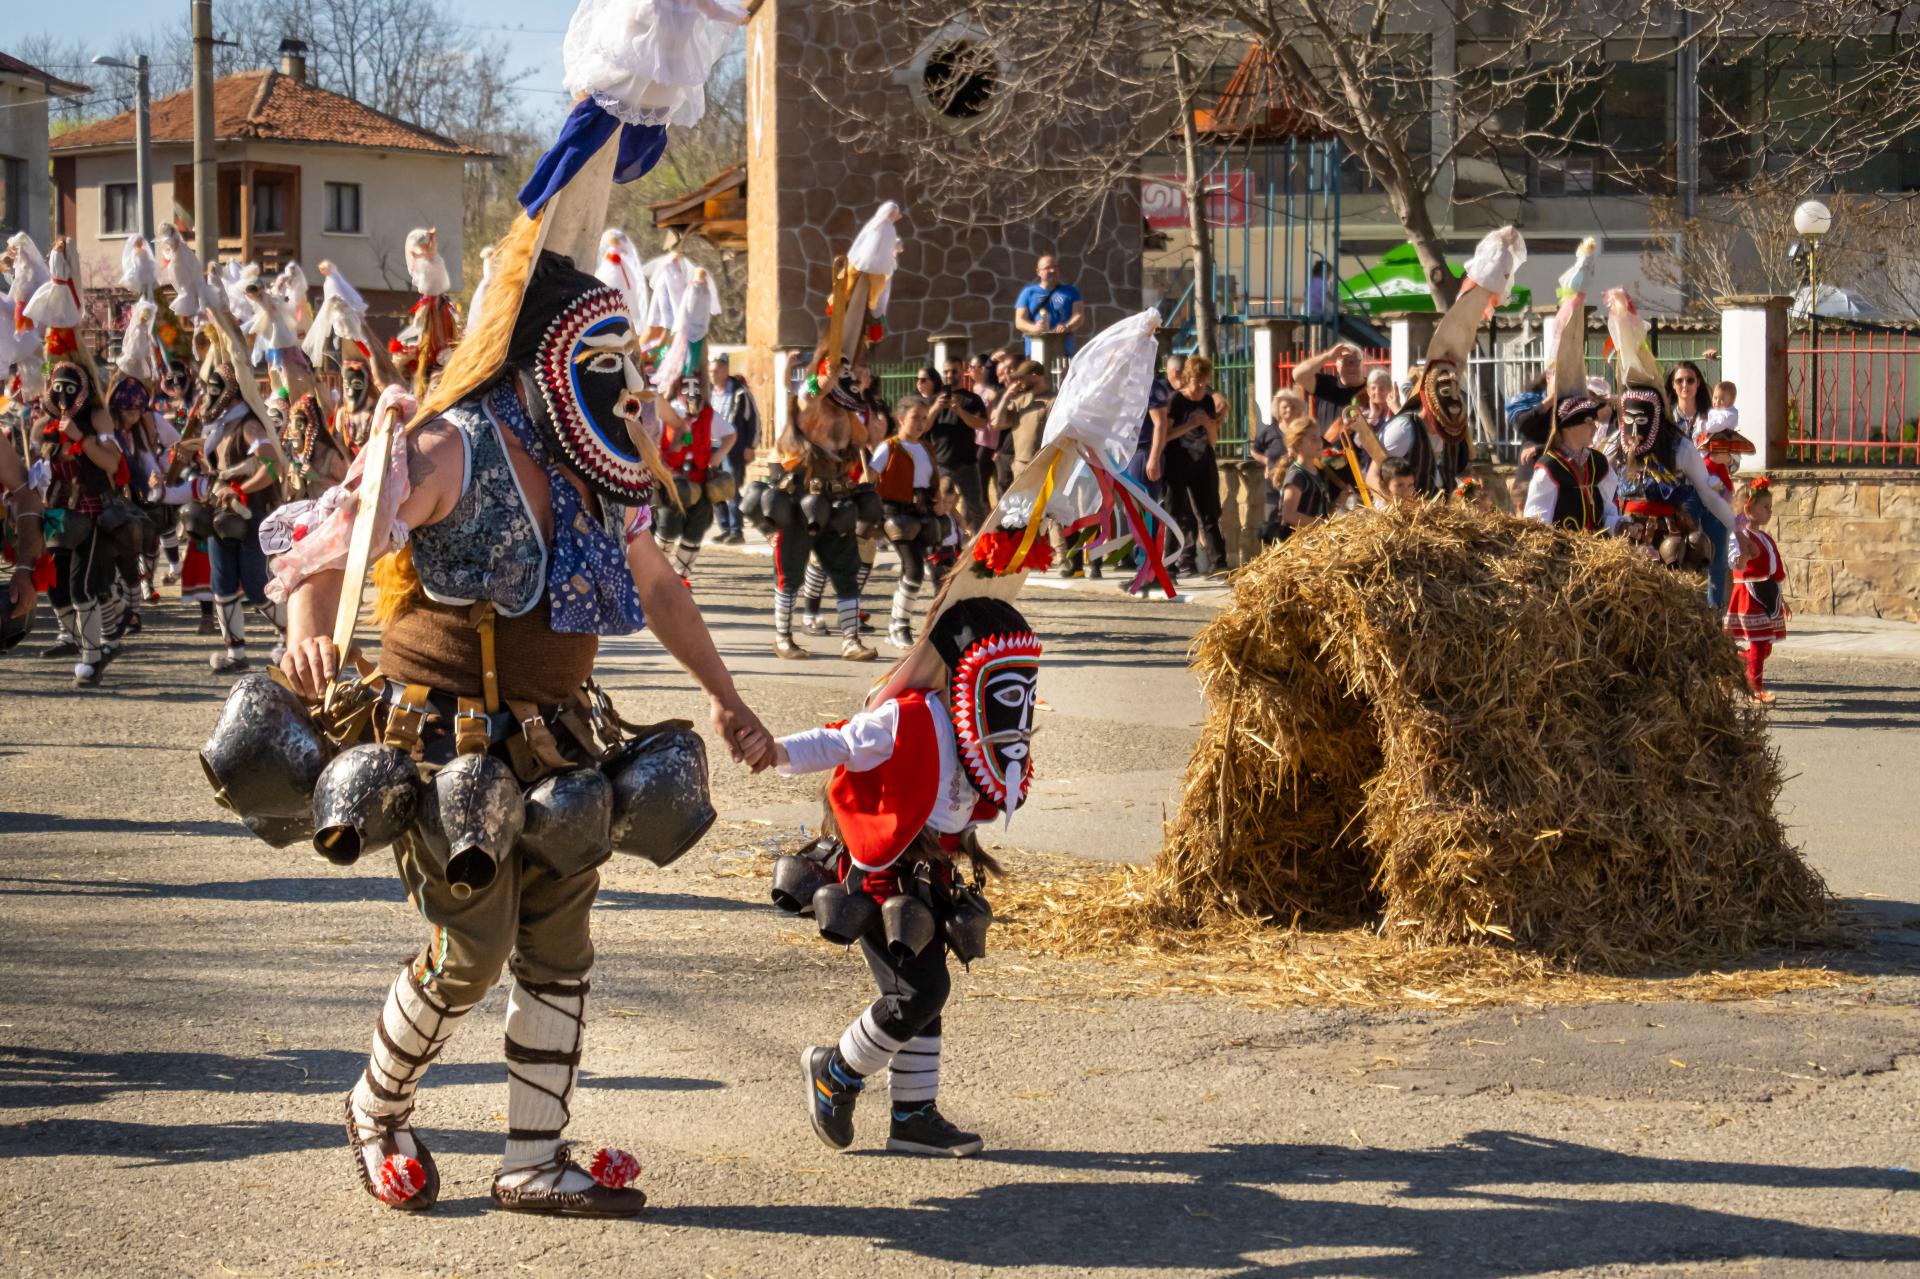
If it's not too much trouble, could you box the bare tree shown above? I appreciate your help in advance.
[814,0,1920,324]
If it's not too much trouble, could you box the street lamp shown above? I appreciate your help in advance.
[1792,199,1831,452]
[92,54,153,243]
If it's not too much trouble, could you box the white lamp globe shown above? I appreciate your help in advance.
[1793,199,1833,237]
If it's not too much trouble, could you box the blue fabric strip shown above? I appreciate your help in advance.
[518,98,670,219]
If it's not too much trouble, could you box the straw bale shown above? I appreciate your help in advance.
[1103,502,1830,970]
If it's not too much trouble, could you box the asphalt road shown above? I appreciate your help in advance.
[1,547,1917,1278]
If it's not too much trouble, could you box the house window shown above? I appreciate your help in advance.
[102,182,139,235]
[324,182,363,234]
[252,178,287,235]
[0,156,24,238]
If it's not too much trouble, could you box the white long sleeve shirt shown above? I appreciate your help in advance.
[1523,451,1622,531]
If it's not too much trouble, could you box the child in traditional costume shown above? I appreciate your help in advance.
[769,308,1173,1159]
[1726,475,1787,703]
[867,394,940,648]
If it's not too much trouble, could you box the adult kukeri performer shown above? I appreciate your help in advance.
[210,0,760,1219]
[1602,288,1735,569]
[1371,228,1527,500]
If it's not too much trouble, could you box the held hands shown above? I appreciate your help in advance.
[711,692,777,773]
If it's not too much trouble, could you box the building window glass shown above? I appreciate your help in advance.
[324,181,363,234]
[102,182,139,235]
[253,179,287,235]
[0,156,25,238]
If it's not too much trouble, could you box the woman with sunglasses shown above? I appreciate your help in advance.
[1667,360,1728,609]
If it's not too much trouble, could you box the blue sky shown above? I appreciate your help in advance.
[31,1,569,115]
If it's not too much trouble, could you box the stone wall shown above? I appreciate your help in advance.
[743,1,1140,415]
[1770,470,1920,622]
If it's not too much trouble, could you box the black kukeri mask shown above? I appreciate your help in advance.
[1617,387,1666,458]
[507,251,653,506]
[932,598,1042,817]
[45,360,91,422]
[341,360,370,410]
[201,362,240,422]
[1418,359,1469,442]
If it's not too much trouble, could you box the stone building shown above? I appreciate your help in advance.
[742,1,1141,411]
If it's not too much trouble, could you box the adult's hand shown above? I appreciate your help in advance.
[710,691,776,772]
[1146,456,1163,483]
[7,566,37,620]
[281,634,339,699]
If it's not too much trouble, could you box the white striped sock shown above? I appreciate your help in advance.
[836,596,861,641]
[352,969,471,1120]
[889,1035,941,1104]
[501,979,587,1174]
[890,577,921,630]
[774,588,794,637]
[801,561,827,616]
[838,1006,907,1077]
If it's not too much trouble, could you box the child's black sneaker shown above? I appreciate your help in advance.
[886,1103,982,1158]
[803,1046,862,1150]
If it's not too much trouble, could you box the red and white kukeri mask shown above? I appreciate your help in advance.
[933,598,1042,818]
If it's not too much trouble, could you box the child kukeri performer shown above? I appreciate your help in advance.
[653,373,735,583]
[767,307,1175,1159]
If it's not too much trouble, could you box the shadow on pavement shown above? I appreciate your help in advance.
[0,875,762,915]
[650,1134,1920,1276]
[0,1044,723,1114]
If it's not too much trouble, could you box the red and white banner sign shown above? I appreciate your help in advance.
[1142,172,1251,229]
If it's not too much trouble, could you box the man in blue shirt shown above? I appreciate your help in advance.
[1014,255,1087,356]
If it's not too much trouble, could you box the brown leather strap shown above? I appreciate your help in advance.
[508,699,574,774]
[469,602,500,713]
[383,682,434,755]
[454,696,490,757]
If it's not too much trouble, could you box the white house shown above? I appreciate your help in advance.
[1,51,88,246]
[48,44,487,320]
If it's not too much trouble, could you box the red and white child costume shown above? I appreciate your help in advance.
[1727,507,1787,695]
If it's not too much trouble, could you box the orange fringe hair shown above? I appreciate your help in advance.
[372,210,676,625]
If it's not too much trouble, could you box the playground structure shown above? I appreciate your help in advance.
[1159,43,1382,357]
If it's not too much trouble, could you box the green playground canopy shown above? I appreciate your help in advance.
[1340,243,1532,316]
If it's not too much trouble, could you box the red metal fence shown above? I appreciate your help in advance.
[1786,331,1920,467]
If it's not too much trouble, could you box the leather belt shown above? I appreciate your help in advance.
[378,682,569,747]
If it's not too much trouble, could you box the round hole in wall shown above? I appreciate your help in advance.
[923,41,997,119]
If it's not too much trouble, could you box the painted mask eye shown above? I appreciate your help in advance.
[992,683,1031,709]
[582,351,626,375]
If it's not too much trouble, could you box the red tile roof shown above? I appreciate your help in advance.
[50,69,490,158]
[0,50,89,98]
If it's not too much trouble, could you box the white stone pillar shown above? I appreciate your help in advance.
[1247,318,1300,426]
[929,333,968,371]
[1717,295,1791,471]
[1390,315,1440,391]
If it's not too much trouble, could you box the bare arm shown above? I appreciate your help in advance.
[626,532,776,771]
[1064,300,1088,334]
[1145,404,1170,481]
[280,420,465,696]
[1290,346,1341,396]
[1281,478,1309,529]
[1014,305,1044,337]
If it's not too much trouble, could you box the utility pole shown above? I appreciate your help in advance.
[1676,6,1701,311]
[192,0,218,263]
[91,53,154,240]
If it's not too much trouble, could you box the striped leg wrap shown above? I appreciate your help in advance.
[352,966,473,1119]
[800,560,827,621]
[890,577,921,634]
[888,1035,941,1104]
[74,599,105,668]
[672,542,701,577]
[837,1006,907,1077]
[499,977,591,1188]
[773,588,795,640]
[836,596,862,641]
[215,592,246,650]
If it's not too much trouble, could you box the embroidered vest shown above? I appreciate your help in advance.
[662,406,713,484]
[873,437,921,503]
[1542,448,1609,532]
[407,397,547,618]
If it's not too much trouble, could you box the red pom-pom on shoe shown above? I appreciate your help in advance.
[589,1147,641,1189]
[376,1153,425,1205]
[867,322,884,342]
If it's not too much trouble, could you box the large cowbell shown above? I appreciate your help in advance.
[310,744,423,866]
[414,754,525,899]
[519,767,615,879]
[200,673,334,849]
[602,727,716,867]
